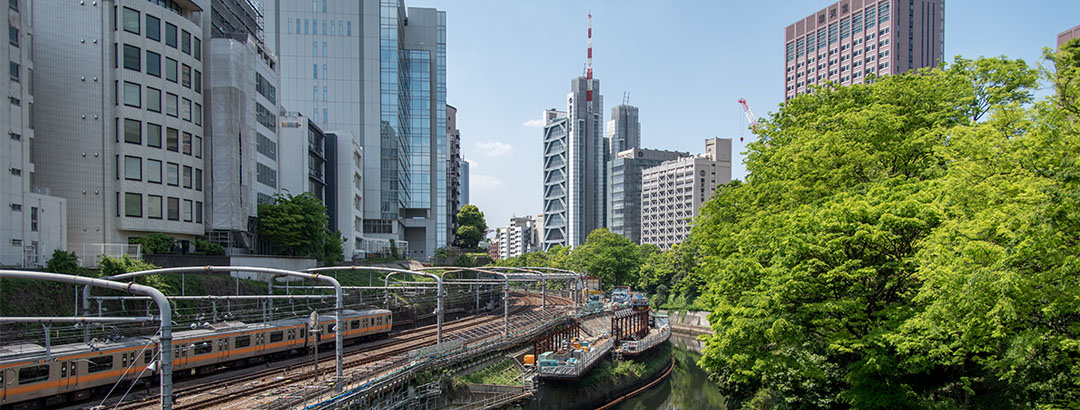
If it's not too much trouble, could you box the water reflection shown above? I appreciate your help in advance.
[613,337,727,410]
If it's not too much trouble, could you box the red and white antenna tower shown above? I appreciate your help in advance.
[586,12,594,112]
[737,98,758,142]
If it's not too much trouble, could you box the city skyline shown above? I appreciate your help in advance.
[415,0,1080,230]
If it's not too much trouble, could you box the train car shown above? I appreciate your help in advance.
[0,309,391,410]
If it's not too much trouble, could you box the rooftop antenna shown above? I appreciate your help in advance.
[586,12,594,113]
[622,91,630,105]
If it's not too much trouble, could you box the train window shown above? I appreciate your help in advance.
[193,341,212,355]
[71,362,77,375]
[88,356,113,373]
[61,363,67,377]
[18,365,50,384]
[326,324,335,334]
[235,335,251,348]
[123,354,128,367]
[351,320,359,330]
[300,328,306,339]
[144,350,153,364]
[270,331,284,343]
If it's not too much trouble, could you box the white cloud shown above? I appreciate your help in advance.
[471,174,503,188]
[523,119,545,128]
[475,140,515,157]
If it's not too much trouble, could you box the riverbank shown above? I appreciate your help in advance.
[525,343,673,410]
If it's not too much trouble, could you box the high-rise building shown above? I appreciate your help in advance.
[1059,24,1080,48]
[447,104,462,245]
[206,32,279,252]
[460,159,470,206]
[606,104,640,157]
[607,147,688,244]
[496,216,540,259]
[542,110,569,251]
[210,0,261,40]
[0,0,66,267]
[263,0,448,260]
[640,138,732,250]
[325,131,363,259]
[277,112,326,203]
[35,0,208,260]
[784,0,945,101]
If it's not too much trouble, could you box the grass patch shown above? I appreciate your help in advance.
[456,358,522,386]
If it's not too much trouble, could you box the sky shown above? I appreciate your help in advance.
[407,0,1080,231]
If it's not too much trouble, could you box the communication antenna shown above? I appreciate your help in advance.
[586,12,594,112]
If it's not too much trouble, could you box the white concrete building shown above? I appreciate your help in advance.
[640,138,732,250]
[326,131,363,259]
[0,0,66,267]
[496,216,540,259]
[34,0,208,260]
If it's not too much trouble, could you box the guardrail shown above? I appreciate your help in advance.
[618,325,671,354]
[537,336,614,378]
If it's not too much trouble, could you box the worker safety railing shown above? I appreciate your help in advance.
[617,325,672,355]
[537,336,614,378]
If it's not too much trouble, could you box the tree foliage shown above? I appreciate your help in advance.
[257,193,342,263]
[690,55,1079,408]
[130,233,176,255]
[454,205,488,248]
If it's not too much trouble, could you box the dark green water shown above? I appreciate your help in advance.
[612,336,728,410]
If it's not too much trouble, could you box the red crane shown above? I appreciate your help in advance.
[737,98,758,142]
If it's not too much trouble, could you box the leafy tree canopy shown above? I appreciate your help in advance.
[258,193,342,263]
[455,204,488,248]
[690,53,1079,409]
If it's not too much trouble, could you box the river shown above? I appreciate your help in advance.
[611,334,728,410]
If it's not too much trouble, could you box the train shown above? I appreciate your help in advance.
[0,309,391,410]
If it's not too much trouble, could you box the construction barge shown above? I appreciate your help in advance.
[615,312,671,357]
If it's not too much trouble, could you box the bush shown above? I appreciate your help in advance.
[130,233,176,255]
[193,239,225,255]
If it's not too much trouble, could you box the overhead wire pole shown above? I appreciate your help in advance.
[84,266,346,393]
[308,265,444,347]
[484,267,547,310]
[519,267,586,305]
[0,270,174,410]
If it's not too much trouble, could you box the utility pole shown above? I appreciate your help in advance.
[310,311,319,383]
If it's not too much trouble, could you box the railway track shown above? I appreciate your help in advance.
[101,292,567,410]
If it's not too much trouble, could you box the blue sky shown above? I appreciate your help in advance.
[409,0,1080,230]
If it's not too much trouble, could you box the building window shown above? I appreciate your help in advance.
[322,41,326,57]
[166,162,178,186]
[9,203,20,211]
[181,98,191,122]
[195,168,202,191]
[147,123,162,147]
[257,133,277,159]
[165,93,178,117]
[347,21,351,36]
[9,0,17,12]
[124,193,142,217]
[9,26,17,47]
[193,70,201,93]
[9,167,21,176]
[147,195,162,219]
[147,159,162,183]
[9,132,20,140]
[167,197,179,220]
[182,165,192,188]
[256,103,276,131]
[146,51,161,77]
[194,135,202,158]
[182,199,192,222]
[146,14,160,41]
[312,41,317,57]
[313,63,317,79]
[124,156,142,180]
[256,163,277,188]
[181,30,190,54]
[8,96,19,106]
[123,118,141,144]
[313,86,317,100]
[165,22,177,48]
[165,57,177,82]
[146,87,161,112]
[122,7,139,34]
[194,37,201,60]
[182,132,191,155]
[8,61,17,82]
[181,64,190,88]
[304,19,309,34]
[30,207,37,231]
[193,102,202,125]
[166,127,178,151]
[123,82,140,107]
[195,201,203,223]
[123,44,141,71]
[323,64,327,79]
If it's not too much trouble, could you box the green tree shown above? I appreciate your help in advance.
[193,239,225,255]
[454,205,488,248]
[258,193,333,259]
[691,56,1063,408]
[45,250,85,276]
[570,228,643,289]
[321,230,346,265]
[130,233,176,254]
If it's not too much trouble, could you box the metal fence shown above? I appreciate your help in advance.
[67,243,142,267]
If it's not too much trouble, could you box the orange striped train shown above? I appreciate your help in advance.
[0,309,391,410]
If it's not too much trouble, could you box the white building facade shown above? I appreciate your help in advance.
[0,0,66,267]
[34,0,209,260]
[640,138,732,250]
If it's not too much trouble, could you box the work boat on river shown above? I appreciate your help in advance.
[614,295,671,357]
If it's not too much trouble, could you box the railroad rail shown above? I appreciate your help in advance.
[96,292,569,410]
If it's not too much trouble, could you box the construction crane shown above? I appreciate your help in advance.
[737,98,758,142]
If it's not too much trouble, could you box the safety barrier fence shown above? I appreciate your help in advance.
[618,325,671,354]
[537,336,614,378]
